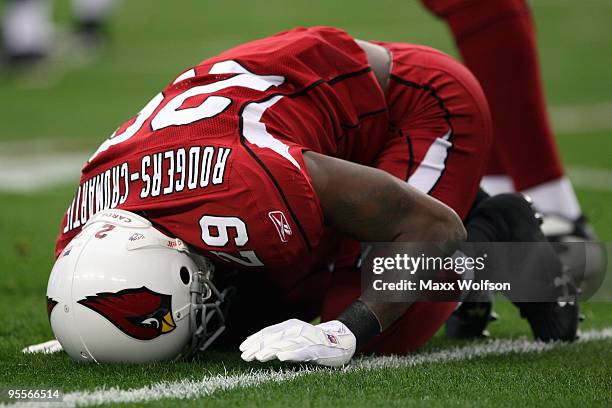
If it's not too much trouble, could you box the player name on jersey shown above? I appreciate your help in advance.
[63,145,231,233]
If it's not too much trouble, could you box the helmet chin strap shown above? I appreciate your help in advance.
[177,251,235,360]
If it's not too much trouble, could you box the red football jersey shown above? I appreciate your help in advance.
[56,27,389,289]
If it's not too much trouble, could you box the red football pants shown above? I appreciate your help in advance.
[421,0,564,189]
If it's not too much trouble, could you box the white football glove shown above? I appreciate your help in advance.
[239,319,356,367]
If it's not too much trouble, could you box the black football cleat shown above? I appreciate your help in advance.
[2,50,47,72]
[517,204,582,342]
[516,301,579,342]
[541,213,604,311]
[445,301,495,339]
[74,20,110,52]
[464,193,582,342]
[446,289,497,339]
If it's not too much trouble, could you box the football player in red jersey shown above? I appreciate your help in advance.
[48,27,577,365]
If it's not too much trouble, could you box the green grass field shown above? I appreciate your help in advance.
[1,0,611,406]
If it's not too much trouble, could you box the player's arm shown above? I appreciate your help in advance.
[303,151,465,331]
[303,151,465,244]
[239,152,465,367]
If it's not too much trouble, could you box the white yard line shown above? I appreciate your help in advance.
[0,152,88,193]
[550,102,612,133]
[566,167,612,192]
[5,327,612,408]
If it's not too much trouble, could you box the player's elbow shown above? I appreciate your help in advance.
[448,211,467,242]
[393,204,466,242]
[429,208,466,242]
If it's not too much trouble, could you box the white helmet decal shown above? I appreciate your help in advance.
[77,286,177,341]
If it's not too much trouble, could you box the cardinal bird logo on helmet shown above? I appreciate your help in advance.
[78,287,177,340]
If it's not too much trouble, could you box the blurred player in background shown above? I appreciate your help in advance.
[421,0,595,241]
[420,0,595,338]
[2,0,115,69]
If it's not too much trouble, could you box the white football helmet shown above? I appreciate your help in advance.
[47,208,229,363]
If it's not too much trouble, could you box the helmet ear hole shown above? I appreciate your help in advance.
[180,267,191,285]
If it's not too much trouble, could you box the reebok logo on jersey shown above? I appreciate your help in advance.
[268,211,292,242]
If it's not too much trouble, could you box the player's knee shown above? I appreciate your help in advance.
[469,193,543,241]
[481,193,533,213]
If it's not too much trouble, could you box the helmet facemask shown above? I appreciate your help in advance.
[179,253,234,360]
